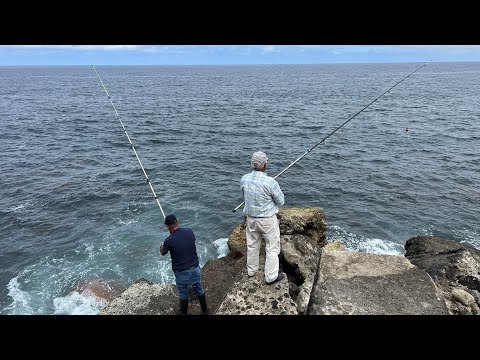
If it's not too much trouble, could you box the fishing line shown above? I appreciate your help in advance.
[93,65,166,219]
[233,62,429,212]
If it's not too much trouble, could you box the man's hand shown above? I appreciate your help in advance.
[160,244,165,255]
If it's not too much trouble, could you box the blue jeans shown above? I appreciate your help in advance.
[174,266,205,300]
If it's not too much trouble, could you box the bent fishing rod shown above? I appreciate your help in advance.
[233,62,429,212]
[92,65,166,219]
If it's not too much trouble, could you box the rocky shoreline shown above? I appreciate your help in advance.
[99,207,480,315]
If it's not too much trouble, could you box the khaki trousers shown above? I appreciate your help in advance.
[246,215,281,283]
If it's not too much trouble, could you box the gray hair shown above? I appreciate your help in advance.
[251,151,268,170]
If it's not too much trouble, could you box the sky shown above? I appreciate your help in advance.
[1,45,480,65]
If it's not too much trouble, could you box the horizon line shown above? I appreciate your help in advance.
[2,60,480,66]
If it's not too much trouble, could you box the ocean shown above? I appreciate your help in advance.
[1,63,478,314]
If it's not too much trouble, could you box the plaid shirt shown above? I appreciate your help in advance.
[241,170,285,217]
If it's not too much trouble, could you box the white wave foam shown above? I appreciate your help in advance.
[10,204,25,212]
[5,277,34,314]
[53,289,108,315]
[328,225,405,255]
[9,201,33,213]
[118,218,139,225]
[455,229,480,250]
[213,238,229,258]
[354,237,405,255]
[411,226,436,237]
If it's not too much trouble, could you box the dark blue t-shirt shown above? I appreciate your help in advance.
[162,227,199,272]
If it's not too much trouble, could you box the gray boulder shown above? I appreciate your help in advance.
[308,249,448,315]
[405,236,480,315]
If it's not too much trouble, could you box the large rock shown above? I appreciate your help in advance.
[277,208,328,245]
[405,236,480,315]
[276,208,328,314]
[201,252,246,314]
[227,222,247,257]
[308,250,448,315]
[227,207,328,314]
[100,279,178,315]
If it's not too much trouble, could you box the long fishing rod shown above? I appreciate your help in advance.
[233,62,429,212]
[92,65,166,219]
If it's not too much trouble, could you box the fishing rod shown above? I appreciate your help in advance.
[92,65,166,219]
[233,62,429,212]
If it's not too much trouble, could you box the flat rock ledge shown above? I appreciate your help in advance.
[216,271,297,315]
[308,250,448,315]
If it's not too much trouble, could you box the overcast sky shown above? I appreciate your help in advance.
[1,45,480,65]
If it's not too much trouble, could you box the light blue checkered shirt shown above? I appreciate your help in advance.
[241,170,285,217]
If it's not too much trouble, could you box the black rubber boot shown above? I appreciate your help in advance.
[198,294,208,315]
[175,299,188,315]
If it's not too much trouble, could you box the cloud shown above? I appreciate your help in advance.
[398,45,480,54]
[9,45,72,49]
[262,45,276,54]
[74,45,139,51]
[9,45,139,51]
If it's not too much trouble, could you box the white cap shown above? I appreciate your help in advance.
[251,151,268,169]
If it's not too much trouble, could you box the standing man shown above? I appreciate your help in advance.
[160,214,208,315]
[241,151,286,285]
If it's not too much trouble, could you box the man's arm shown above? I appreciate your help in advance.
[270,180,285,206]
[160,242,168,256]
